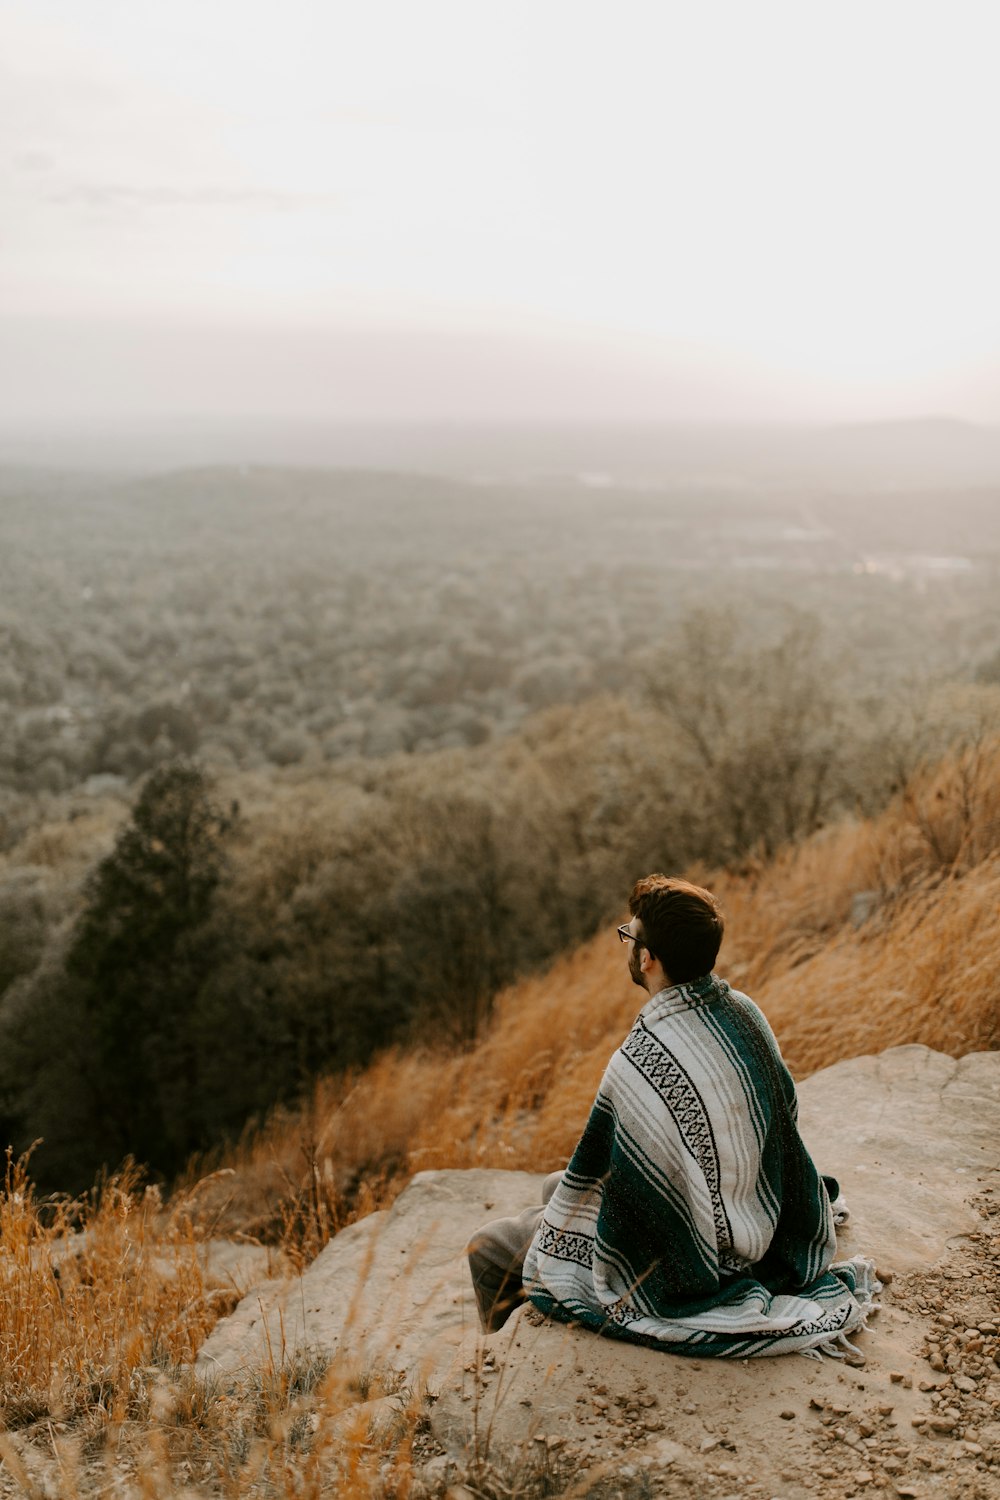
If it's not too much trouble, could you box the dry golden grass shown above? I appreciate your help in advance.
[0,1151,212,1429]
[0,1148,436,1497]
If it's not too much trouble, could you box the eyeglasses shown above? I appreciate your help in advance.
[617,924,644,946]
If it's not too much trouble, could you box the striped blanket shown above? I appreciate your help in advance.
[522,975,879,1357]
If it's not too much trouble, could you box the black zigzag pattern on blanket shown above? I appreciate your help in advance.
[620,1022,733,1254]
[534,1219,594,1267]
[783,1296,854,1340]
[605,1297,638,1328]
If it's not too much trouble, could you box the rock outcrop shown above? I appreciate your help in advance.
[197,1046,1000,1499]
[197,1169,545,1388]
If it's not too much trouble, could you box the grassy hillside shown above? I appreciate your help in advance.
[209,729,1000,1251]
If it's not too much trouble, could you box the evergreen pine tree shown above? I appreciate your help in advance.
[66,759,235,1173]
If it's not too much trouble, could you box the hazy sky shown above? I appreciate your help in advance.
[3,0,999,426]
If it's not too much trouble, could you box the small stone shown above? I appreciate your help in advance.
[918,1380,940,1392]
[953,1375,976,1393]
[889,1371,905,1384]
[855,1471,873,1486]
[901,1376,913,1389]
[929,1417,956,1432]
[878,1403,895,1416]
[962,1441,984,1456]
[779,1410,795,1421]
[929,1355,947,1372]
[883,1459,904,1474]
[858,1419,876,1437]
[809,1397,825,1410]
[700,1437,719,1453]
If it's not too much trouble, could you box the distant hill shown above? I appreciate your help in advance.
[4,415,1000,489]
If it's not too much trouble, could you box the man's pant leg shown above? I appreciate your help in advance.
[467,1171,562,1333]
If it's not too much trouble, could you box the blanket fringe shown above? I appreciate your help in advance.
[802,1329,868,1363]
[830,1193,851,1227]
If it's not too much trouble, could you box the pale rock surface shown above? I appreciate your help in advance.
[17,1231,281,1297]
[796,1044,999,1271]
[196,1170,546,1387]
[193,1238,284,1292]
[197,1047,1000,1499]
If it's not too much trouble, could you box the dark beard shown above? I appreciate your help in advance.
[629,942,647,989]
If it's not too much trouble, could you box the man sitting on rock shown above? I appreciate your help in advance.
[467,874,878,1357]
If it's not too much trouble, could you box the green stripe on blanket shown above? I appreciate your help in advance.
[522,974,879,1357]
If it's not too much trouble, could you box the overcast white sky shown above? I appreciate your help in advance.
[2,0,999,426]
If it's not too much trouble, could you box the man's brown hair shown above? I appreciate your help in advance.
[628,874,724,984]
